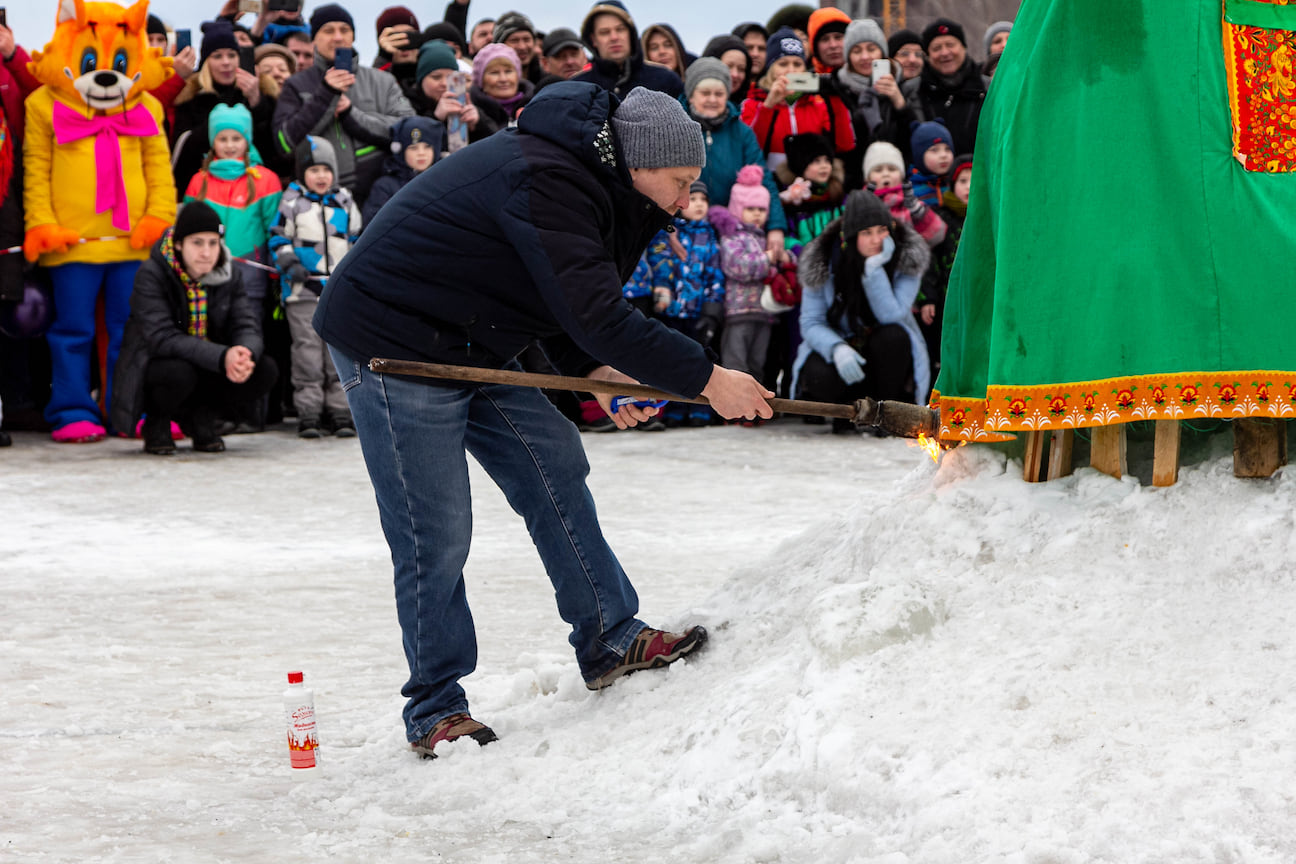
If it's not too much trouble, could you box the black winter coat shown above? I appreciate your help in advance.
[360,154,417,228]
[574,50,684,100]
[898,57,991,164]
[110,241,264,433]
[314,81,713,400]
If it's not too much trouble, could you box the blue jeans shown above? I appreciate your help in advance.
[330,347,647,742]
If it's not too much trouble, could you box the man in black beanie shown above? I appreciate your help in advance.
[272,3,414,207]
[899,18,990,161]
[314,82,773,758]
[887,28,924,80]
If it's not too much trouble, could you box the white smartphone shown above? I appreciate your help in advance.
[785,72,820,93]
[872,59,892,82]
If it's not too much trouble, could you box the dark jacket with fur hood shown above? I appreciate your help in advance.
[793,215,932,402]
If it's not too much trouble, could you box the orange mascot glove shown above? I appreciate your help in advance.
[129,214,172,251]
[24,224,81,263]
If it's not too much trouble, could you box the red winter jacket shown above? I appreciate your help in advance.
[150,73,188,143]
[1,45,41,142]
[741,88,855,158]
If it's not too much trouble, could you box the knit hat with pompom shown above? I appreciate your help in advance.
[728,164,770,220]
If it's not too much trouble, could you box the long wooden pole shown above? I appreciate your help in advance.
[366,358,941,437]
[369,357,857,420]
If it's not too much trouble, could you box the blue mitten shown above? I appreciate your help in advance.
[864,235,896,275]
[832,343,867,385]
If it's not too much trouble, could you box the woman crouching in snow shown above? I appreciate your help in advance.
[111,202,278,455]
[792,190,930,433]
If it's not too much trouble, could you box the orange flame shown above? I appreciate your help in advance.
[914,433,943,463]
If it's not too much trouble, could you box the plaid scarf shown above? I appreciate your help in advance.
[161,229,208,340]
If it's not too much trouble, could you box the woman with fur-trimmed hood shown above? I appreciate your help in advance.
[793,190,930,429]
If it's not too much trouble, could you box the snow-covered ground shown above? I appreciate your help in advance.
[3,420,1295,863]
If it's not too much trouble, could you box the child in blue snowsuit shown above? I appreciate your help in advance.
[269,136,361,437]
[646,180,725,426]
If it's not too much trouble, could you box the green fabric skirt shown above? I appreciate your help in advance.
[933,0,1296,440]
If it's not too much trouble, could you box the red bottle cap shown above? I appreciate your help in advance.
[287,671,304,684]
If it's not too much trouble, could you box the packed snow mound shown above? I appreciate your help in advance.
[582,445,1296,862]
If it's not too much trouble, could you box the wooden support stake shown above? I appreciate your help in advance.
[1090,424,1127,479]
[1152,420,1181,487]
[1022,431,1047,482]
[1233,418,1287,478]
[1047,430,1075,480]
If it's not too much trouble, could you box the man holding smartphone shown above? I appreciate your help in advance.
[271,4,413,206]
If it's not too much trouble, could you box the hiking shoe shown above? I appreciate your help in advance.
[585,625,708,691]
[298,418,322,439]
[332,420,357,438]
[410,713,498,759]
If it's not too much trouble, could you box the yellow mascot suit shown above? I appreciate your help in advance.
[23,0,175,441]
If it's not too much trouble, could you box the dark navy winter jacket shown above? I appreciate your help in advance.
[313,82,714,399]
[575,49,684,100]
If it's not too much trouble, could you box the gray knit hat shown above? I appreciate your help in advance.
[983,20,1013,57]
[844,18,888,59]
[842,189,892,237]
[683,57,731,100]
[610,87,706,169]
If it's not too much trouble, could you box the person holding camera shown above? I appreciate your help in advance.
[739,27,854,175]
[830,19,909,192]
[217,0,309,47]
[271,4,414,207]
[373,6,421,76]
[172,21,278,198]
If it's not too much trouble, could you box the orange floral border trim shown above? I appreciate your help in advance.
[1224,0,1296,173]
[933,371,1296,441]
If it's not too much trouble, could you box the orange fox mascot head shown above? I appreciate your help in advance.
[29,0,172,113]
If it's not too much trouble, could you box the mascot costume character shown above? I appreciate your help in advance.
[23,0,175,442]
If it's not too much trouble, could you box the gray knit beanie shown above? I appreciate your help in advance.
[683,57,731,100]
[610,87,706,169]
[843,19,888,60]
[983,20,1013,57]
[842,189,892,237]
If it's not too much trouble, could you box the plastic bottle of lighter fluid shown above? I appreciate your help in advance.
[283,671,319,776]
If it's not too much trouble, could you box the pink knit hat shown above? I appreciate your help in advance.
[472,43,521,90]
[728,165,771,221]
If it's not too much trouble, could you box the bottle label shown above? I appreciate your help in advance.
[286,704,318,769]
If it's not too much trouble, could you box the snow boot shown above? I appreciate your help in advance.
[190,407,225,453]
[142,416,176,455]
[584,625,709,691]
[410,713,498,759]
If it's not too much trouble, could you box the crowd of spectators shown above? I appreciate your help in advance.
[0,0,1012,448]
